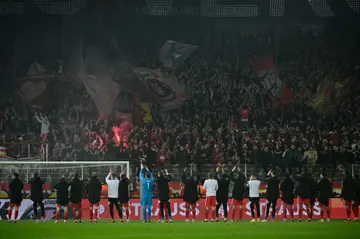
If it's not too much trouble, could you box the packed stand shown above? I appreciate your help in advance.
[0,28,359,179]
[126,29,360,177]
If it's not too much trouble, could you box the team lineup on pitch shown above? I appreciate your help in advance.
[2,161,360,224]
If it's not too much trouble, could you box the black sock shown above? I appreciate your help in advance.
[223,203,228,218]
[215,204,221,218]
[265,202,271,219]
[109,203,114,220]
[271,202,276,219]
[250,203,255,218]
[33,202,38,219]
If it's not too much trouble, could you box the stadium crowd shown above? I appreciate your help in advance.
[1,27,360,177]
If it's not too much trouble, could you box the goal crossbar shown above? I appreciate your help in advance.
[0,161,129,165]
[0,161,131,184]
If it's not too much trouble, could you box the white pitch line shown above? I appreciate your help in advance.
[39,231,326,239]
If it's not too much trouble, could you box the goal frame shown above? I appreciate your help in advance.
[0,161,130,182]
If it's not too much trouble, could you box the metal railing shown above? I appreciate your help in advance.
[0,142,48,161]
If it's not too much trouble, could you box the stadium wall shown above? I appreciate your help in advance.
[0,198,351,220]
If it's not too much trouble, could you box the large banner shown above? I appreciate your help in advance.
[310,78,352,114]
[133,68,186,110]
[159,40,198,70]
[15,72,54,110]
[252,56,293,108]
[81,75,122,119]
[0,198,351,220]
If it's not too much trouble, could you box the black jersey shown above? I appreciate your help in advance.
[87,176,102,204]
[30,177,44,202]
[55,179,69,206]
[118,177,130,203]
[9,178,24,204]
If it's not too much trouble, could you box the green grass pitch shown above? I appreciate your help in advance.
[0,220,359,239]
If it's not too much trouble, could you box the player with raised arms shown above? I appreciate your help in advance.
[140,159,154,222]
[119,169,131,222]
[262,169,279,222]
[30,173,45,223]
[203,172,218,222]
[156,168,173,223]
[54,175,70,223]
[182,167,200,222]
[248,175,261,223]
[229,165,246,222]
[293,169,312,222]
[215,166,230,222]
[105,168,122,223]
[280,173,295,221]
[87,172,102,223]
[69,173,83,223]
[7,173,24,223]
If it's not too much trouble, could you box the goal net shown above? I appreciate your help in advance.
[0,161,131,187]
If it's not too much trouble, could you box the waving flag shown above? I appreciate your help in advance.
[310,77,352,114]
[252,55,293,108]
[133,67,186,110]
[159,40,198,70]
[81,75,121,119]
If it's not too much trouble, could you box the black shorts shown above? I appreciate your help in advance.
[119,199,130,204]
[108,198,119,204]
[56,201,69,207]
[31,197,43,203]
[266,197,278,203]
[10,198,22,205]
[70,199,82,204]
[216,198,228,204]
[281,194,294,205]
[88,199,101,205]
[249,197,260,204]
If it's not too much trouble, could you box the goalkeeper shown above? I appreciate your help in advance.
[140,160,154,222]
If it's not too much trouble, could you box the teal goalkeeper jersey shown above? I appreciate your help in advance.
[139,168,154,196]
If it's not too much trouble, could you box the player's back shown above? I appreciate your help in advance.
[182,175,199,203]
[341,176,356,201]
[231,173,246,199]
[280,178,294,195]
[106,177,119,199]
[216,176,230,199]
[88,177,102,203]
[30,177,44,201]
[248,180,261,197]
[203,179,218,197]
[142,178,154,195]
[119,177,130,202]
[9,178,24,200]
[295,174,311,198]
[317,178,332,198]
[265,176,279,197]
[55,179,69,203]
[70,178,83,202]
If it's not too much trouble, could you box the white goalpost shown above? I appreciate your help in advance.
[0,161,130,184]
[0,161,131,221]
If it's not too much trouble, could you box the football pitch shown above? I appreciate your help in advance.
[0,220,359,239]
